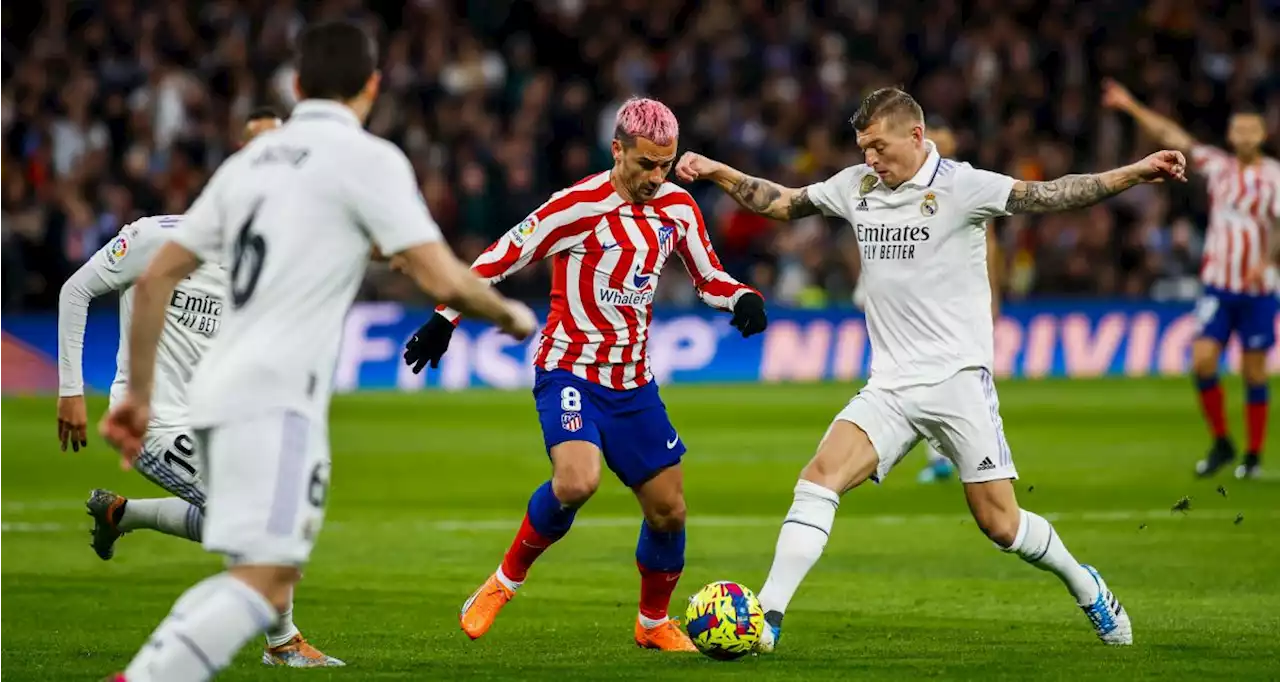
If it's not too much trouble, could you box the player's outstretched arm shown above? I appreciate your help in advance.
[1101,79,1196,154]
[676,152,821,221]
[1004,150,1188,215]
[393,242,536,341]
[402,187,603,373]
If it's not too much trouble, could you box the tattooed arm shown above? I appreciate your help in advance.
[719,171,822,221]
[674,152,822,221]
[961,151,1185,221]
[1004,169,1141,214]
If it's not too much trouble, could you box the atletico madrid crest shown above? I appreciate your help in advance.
[561,412,583,432]
[657,223,676,257]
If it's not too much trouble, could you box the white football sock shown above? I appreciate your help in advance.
[1005,509,1098,605]
[124,573,277,682]
[758,480,841,615]
[925,443,949,465]
[638,614,669,628]
[265,589,300,647]
[120,498,203,542]
[495,566,522,592]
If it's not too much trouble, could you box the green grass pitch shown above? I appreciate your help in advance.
[3,377,1279,680]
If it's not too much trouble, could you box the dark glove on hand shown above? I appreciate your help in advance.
[403,314,456,374]
[729,293,768,338]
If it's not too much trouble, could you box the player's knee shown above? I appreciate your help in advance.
[1190,340,1221,377]
[643,496,686,532]
[552,470,599,506]
[1241,353,1269,385]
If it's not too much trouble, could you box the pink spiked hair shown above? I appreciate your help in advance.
[613,97,679,146]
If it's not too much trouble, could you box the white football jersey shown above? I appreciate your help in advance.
[57,215,227,431]
[808,141,1015,388]
[170,99,442,426]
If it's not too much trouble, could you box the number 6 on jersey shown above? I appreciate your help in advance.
[231,204,266,307]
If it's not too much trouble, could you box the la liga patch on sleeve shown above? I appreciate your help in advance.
[105,234,129,266]
[508,215,539,247]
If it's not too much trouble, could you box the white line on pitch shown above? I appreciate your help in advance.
[3,500,85,512]
[1,522,70,532]
[421,509,1275,532]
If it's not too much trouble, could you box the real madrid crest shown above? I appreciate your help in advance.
[859,174,877,196]
[920,192,938,217]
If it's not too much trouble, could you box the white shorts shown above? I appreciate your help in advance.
[134,428,206,507]
[197,410,330,566]
[835,368,1017,484]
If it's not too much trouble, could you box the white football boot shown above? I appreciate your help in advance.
[1079,565,1132,645]
[755,610,783,654]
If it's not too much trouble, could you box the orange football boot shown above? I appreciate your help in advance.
[634,617,698,651]
[459,573,515,640]
[262,634,345,667]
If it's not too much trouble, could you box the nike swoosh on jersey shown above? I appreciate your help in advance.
[666,435,679,449]
[599,241,619,250]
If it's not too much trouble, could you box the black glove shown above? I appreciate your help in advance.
[403,314,456,373]
[729,293,768,338]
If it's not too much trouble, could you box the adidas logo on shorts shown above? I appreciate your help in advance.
[976,457,996,472]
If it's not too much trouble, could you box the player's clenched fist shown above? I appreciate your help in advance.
[502,301,538,341]
[675,152,723,183]
[729,293,768,338]
[99,397,149,469]
[1135,150,1188,184]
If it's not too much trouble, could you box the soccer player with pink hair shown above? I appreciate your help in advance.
[402,97,767,650]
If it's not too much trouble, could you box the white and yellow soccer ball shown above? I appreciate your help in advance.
[684,581,765,660]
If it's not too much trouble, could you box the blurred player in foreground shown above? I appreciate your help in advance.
[1103,80,1279,480]
[402,98,767,651]
[679,87,1189,652]
[98,21,534,682]
[57,111,352,668]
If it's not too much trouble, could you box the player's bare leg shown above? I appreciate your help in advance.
[460,440,600,640]
[965,478,1131,645]
[1237,351,1269,479]
[631,464,696,652]
[755,421,878,652]
[1192,338,1236,476]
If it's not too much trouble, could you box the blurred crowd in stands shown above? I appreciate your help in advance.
[4,0,1279,312]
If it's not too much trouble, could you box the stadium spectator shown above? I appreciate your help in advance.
[2,0,1277,311]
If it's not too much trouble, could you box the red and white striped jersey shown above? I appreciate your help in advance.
[438,171,757,390]
[1190,145,1280,294]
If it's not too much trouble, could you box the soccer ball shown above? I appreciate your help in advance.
[684,581,765,660]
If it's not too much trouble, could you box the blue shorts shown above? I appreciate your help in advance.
[1196,287,1278,351]
[533,369,686,488]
